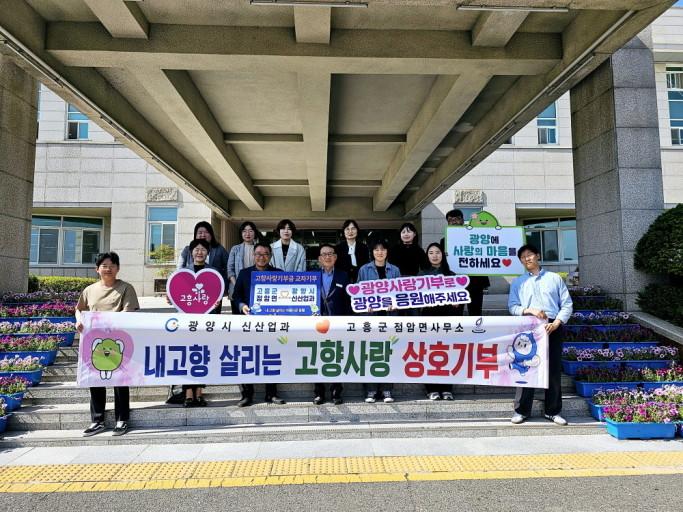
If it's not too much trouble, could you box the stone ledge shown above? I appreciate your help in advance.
[632,312,683,347]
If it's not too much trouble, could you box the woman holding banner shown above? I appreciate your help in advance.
[418,242,463,401]
[358,238,401,403]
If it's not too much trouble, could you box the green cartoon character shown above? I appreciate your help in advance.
[91,338,125,380]
[468,211,502,230]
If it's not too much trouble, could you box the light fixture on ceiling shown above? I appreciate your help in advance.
[456,5,569,13]
[250,0,368,7]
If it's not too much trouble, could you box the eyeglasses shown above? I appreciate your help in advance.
[254,252,270,257]
[320,252,336,257]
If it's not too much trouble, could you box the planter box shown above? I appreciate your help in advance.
[642,382,683,391]
[573,310,621,315]
[3,316,76,324]
[565,324,640,332]
[0,369,43,386]
[563,342,659,350]
[574,380,641,398]
[562,360,672,376]
[587,400,605,421]
[605,418,677,440]
[0,414,8,434]
[0,392,24,411]
[0,350,58,366]
[1,332,76,347]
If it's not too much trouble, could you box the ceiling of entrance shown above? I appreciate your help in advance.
[0,0,674,221]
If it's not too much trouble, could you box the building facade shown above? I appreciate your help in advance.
[29,8,683,296]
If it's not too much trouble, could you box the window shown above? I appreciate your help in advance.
[30,215,103,265]
[667,67,683,145]
[66,104,89,140]
[537,102,558,145]
[147,207,177,262]
[523,218,577,263]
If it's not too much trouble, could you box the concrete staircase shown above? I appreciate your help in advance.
[2,335,604,447]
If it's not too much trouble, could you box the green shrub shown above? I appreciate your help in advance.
[27,274,40,293]
[637,284,683,327]
[35,276,97,293]
[634,204,683,278]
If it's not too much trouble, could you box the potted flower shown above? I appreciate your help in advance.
[0,335,60,365]
[0,398,9,434]
[641,365,683,390]
[0,290,79,305]
[0,320,77,347]
[0,356,43,386]
[562,325,659,350]
[589,387,651,421]
[0,302,76,322]
[603,402,681,439]
[562,346,678,375]
[573,367,643,397]
[0,376,30,411]
[566,312,639,331]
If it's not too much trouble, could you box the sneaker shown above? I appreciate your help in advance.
[365,391,376,403]
[183,397,195,408]
[510,413,527,425]
[428,392,441,401]
[112,421,128,436]
[441,392,454,401]
[195,396,207,407]
[238,396,252,408]
[313,396,324,405]
[382,391,395,403]
[83,422,105,437]
[267,396,285,405]
[544,414,568,426]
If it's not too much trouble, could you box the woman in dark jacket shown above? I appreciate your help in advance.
[335,219,369,283]
[390,222,428,278]
[418,242,463,401]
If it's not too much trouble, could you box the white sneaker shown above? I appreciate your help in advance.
[510,413,527,424]
[382,391,395,403]
[428,392,441,401]
[441,392,454,401]
[365,392,376,403]
[545,414,568,426]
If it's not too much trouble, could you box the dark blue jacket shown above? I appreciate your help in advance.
[232,264,283,312]
[320,269,351,316]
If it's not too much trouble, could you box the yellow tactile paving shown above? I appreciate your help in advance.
[2,451,683,493]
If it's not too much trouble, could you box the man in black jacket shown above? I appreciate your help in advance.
[313,244,351,405]
[232,242,285,407]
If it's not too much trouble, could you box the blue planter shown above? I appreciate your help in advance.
[0,392,24,411]
[0,350,57,365]
[562,360,673,376]
[587,400,605,421]
[565,324,640,332]
[1,332,76,347]
[563,342,660,351]
[642,382,683,391]
[0,414,8,434]
[3,316,76,324]
[0,369,43,386]
[573,310,621,315]
[605,418,677,440]
[574,380,641,398]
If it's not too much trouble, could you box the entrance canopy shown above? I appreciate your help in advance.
[0,1,673,223]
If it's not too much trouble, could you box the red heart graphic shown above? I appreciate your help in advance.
[456,276,469,287]
[167,268,225,314]
[347,284,360,296]
[502,259,512,267]
[315,319,331,334]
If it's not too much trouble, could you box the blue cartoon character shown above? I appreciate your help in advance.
[506,331,540,375]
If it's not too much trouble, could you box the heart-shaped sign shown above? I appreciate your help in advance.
[167,268,225,314]
[347,284,360,296]
[456,276,469,287]
[502,258,512,267]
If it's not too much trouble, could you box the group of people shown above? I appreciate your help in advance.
[74,208,572,437]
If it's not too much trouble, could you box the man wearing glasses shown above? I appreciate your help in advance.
[313,244,351,405]
[232,242,285,407]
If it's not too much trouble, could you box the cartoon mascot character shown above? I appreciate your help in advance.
[506,331,540,375]
[91,338,124,380]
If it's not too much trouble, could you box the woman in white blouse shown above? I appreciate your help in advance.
[270,218,306,272]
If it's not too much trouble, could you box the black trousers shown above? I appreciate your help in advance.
[314,383,343,399]
[466,287,485,317]
[514,324,563,417]
[90,386,129,423]
[240,383,278,399]
[425,384,453,394]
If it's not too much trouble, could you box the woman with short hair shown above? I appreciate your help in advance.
[335,219,369,283]
[270,218,306,272]
[227,221,260,314]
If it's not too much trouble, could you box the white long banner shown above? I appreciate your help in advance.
[77,312,549,389]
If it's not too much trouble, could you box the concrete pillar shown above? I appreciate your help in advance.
[570,30,664,311]
[0,51,38,293]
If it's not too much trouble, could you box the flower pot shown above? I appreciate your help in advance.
[563,342,660,351]
[641,382,683,391]
[3,332,76,347]
[563,360,673,376]
[587,400,605,421]
[0,369,43,386]
[574,380,641,398]
[3,316,76,324]
[0,392,24,411]
[0,414,9,434]
[605,418,677,440]
[0,350,57,365]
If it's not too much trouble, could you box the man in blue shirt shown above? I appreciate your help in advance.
[508,243,573,426]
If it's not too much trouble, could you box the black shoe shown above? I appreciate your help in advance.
[112,421,128,436]
[238,396,253,407]
[313,396,325,405]
[195,396,208,407]
[183,398,195,408]
[267,396,285,405]
[83,422,105,437]
[332,397,343,405]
